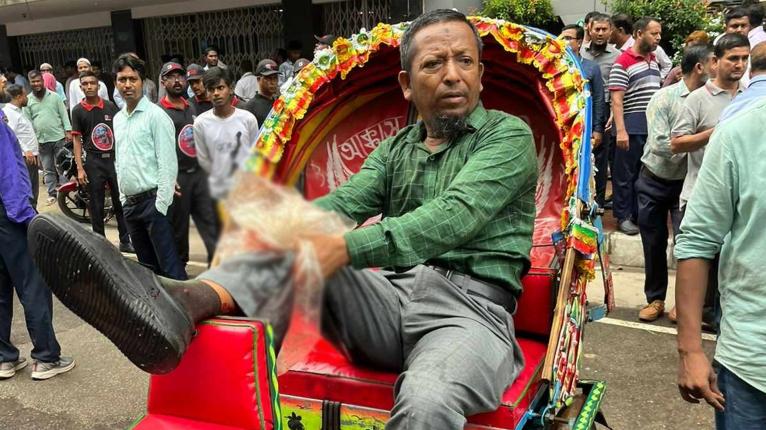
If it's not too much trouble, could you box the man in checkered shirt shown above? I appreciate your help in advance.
[30,9,537,429]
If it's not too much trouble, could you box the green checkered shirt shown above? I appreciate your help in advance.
[314,105,537,295]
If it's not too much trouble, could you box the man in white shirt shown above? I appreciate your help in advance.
[234,59,258,102]
[67,58,108,111]
[3,84,40,208]
[193,67,258,201]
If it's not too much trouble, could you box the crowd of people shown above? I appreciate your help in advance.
[0,36,335,381]
[0,4,765,428]
[561,4,766,426]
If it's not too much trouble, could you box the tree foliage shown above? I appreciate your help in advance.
[606,0,720,52]
[482,0,557,28]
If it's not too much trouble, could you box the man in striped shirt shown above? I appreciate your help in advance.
[609,17,663,235]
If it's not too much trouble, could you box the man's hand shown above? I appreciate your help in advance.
[174,182,182,197]
[77,168,88,186]
[65,131,73,142]
[24,151,39,167]
[678,350,725,411]
[605,114,613,131]
[616,129,629,150]
[592,131,603,149]
[302,234,350,279]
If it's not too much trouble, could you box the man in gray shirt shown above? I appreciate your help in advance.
[670,33,750,330]
[581,13,620,208]
[671,34,749,208]
[635,45,712,323]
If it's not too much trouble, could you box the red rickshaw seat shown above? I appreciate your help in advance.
[277,268,556,428]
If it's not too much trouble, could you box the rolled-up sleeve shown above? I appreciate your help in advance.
[674,129,736,260]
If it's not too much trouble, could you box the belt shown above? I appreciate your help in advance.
[88,152,112,159]
[427,265,517,314]
[640,166,679,185]
[124,188,157,206]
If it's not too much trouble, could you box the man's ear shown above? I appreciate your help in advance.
[398,70,412,101]
[479,62,484,92]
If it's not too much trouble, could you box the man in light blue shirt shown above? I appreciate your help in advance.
[675,97,766,429]
[112,53,186,280]
[719,43,766,122]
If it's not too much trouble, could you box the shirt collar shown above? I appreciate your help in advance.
[623,46,656,62]
[748,74,766,87]
[407,103,487,144]
[80,97,104,111]
[125,96,150,117]
[583,41,617,54]
[6,103,21,112]
[705,80,744,96]
[159,95,189,110]
[242,72,254,78]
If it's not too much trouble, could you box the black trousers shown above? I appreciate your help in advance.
[594,137,611,207]
[636,168,683,303]
[123,195,187,280]
[83,153,130,244]
[613,134,646,222]
[169,168,219,265]
[27,161,39,210]
[0,200,61,363]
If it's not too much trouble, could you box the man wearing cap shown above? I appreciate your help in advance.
[243,59,279,126]
[279,58,310,94]
[70,70,133,253]
[234,59,258,102]
[278,40,302,87]
[39,63,67,104]
[158,62,219,267]
[187,64,212,115]
[315,34,338,53]
[67,58,109,111]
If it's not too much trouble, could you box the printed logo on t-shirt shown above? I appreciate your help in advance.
[91,123,114,151]
[178,124,196,157]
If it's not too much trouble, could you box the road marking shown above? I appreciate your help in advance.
[596,317,718,341]
[121,253,208,268]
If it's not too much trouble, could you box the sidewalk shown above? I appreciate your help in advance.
[601,210,676,270]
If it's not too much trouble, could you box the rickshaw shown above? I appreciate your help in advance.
[129,15,613,430]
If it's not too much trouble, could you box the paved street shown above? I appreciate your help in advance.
[0,199,718,429]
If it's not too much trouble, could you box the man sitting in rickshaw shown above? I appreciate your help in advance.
[30,9,537,429]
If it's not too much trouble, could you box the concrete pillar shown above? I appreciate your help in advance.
[0,25,21,70]
[111,10,144,59]
[282,0,318,59]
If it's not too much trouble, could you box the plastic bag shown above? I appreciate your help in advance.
[216,171,355,374]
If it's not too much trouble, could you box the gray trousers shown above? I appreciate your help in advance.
[38,139,65,198]
[202,255,523,429]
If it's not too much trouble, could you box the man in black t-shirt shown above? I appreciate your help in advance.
[187,64,213,116]
[71,71,132,252]
[243,59,278,126]
[158,62,219,266]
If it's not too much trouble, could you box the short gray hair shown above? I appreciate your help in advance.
[400,9,483,73]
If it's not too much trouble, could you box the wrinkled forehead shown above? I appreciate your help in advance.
[411,21,479,58]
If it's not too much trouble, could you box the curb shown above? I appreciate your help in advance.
[604,231,676,270]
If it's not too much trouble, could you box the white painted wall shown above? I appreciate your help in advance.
[553,0,608,25]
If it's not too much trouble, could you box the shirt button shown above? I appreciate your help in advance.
[428,155,434,161]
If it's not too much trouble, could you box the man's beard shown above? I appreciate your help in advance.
[425,114,470,140]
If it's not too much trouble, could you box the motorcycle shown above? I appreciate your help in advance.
[54,142,114,224]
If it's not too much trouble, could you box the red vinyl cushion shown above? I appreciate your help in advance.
[133,319,279,430]
[278,335,546,427]
[514,268,556,337]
